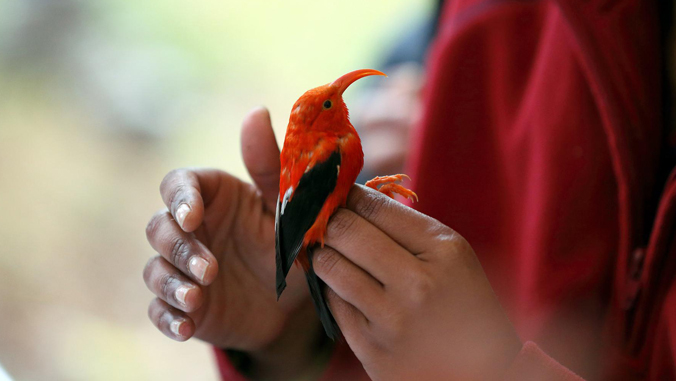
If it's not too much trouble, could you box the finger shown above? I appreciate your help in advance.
[346,184,453,254]
[324,288,369,350]
[313,246,384,320]
[159,168,224,232]
[148,297,195,341]
[324,208,417,285]
[146,210,218,285]
[143,256,203,313]
[241,107,281,212]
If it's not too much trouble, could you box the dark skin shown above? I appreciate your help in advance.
[143,107,522,380]
[144,107,320,379]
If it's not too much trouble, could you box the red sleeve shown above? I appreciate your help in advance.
[407,0,660,377]
[503,342,584,381]
[212,348,248,381]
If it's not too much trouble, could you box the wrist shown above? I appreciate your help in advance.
[228,303,332,380]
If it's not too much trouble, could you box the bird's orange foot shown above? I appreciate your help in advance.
[365,174,418,202]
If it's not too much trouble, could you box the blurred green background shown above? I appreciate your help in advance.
[0,0,430,379]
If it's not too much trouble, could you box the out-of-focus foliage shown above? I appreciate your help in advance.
[0,0,430,379]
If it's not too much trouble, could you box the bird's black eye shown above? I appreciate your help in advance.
[323,100,332,109]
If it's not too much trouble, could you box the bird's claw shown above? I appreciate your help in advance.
[365,174,418,202]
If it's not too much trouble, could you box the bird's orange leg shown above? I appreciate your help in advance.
[365,174,418,202]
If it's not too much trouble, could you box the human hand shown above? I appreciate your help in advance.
[143,108,319,360]
[313,185,522,380]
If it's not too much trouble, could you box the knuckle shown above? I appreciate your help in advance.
[436,230,475,266]
[436,233,460,255]
[161,168,193,210]
[451,233,472,253]
[160,169,183,193]
[354,192,388,222]
[169,237,191,268]
[148,298,162,323]
[158,273,179,299]
[147,302,155,322]
[327,210,357,240]
[313,248,341,277]
[427,222,454,239]
[391,314,406,336]
[362,325,384,353]
[383,308,407,341]
[145,211,167,241]
[158,309,173,332]
[407,267,434,304]
[169,184,189,211]
[355,324,385,360]
[143,256,159,283]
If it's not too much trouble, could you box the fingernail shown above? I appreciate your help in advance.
[175,204,191,229]
[189,256,209,282]
[175,285,191,307]
[170,319,186,337]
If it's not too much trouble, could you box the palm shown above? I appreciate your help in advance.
[186,171,309,350]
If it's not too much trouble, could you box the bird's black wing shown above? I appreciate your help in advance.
[275,150,341,299]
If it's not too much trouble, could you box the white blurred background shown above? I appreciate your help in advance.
[0,0,432,379]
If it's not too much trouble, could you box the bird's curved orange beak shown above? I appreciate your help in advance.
[331,69,387,95]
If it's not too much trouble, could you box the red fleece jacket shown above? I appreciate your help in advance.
[216,0,673,379]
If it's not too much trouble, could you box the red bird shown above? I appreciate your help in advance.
[275,69,417,339]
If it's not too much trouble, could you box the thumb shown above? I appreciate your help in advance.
[241,106,281,212]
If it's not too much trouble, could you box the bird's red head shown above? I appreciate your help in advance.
[288,69,387,133]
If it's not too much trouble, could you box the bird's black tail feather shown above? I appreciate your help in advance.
[306,249,340,340]
[275,249,287,300]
